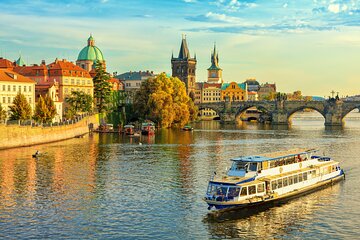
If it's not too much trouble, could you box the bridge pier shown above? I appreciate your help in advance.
[271,111,289,125]
[324,113,343,126]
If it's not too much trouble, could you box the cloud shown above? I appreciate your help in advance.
[212,0,257,12]
[328,4,340,13]
[186,12,242,23]
[183,0,197,2]
[185,23,336,34]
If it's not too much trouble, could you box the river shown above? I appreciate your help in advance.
[0,111,359,239]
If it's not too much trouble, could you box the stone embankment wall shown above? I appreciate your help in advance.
[0,115,98,150]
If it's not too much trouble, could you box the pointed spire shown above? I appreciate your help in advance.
[178,35,190,59]
[16,53,26,66]
[207,43,221,71]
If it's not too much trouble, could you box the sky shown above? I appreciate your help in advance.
[0,0,359,96]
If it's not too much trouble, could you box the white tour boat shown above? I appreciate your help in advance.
[204,148,345,210]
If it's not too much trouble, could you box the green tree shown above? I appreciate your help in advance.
[65,91,93,115]
[134,73,197,128]
[9,93,32,121]
[0,103,7,122]
[33,95,57,123]
[93,61,112,114]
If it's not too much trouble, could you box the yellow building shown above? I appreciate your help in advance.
[0,69,36,115]
[221,82,248,102]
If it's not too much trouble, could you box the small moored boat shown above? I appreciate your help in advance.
[141,122,155,136]
[124,125,135,135]
[182,125,193,131]
[204,148,345,210]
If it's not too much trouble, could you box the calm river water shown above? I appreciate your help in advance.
[1,111,360,239]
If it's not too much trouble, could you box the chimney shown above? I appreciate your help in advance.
[41,60,46,65]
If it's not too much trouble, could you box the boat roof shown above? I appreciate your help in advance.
[231,148,317,163]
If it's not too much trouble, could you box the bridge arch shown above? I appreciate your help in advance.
[197,105,221,120]
[234,104,271,122]
[341,103,360,119]
[287,106,325,124]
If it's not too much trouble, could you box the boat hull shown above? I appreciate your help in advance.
[206,172,345,211]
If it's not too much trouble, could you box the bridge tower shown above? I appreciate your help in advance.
[171,35,197,100]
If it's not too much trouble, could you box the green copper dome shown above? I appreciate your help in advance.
[77,35,104,62]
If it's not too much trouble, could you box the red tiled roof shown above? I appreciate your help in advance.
[0,58,14,69]
[48,59,91,78]
[0,69,36,83]
[204,83,222,88]
[13,64,47,77]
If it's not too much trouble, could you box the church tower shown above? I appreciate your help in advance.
[171,35,197,100]
[207,43,223,83]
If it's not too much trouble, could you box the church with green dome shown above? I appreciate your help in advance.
[76,35,106,72]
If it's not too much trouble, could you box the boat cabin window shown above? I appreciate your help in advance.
[248,185,256,195]
[298,173,303,182]
[303,172,307,181]
[288,176,293,185]
[240,187,247,196]
[232,161,248,171]
[271,181,277,190]
[293,175,298,184]
[257,183,265,193]
[227,187,241,199]
[283,177,288,187]
[249,163,258,172]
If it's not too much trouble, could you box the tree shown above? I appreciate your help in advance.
[33,95,57,124]
[9,93,32,121]
[134,73,197,128]
[65,91,93,115]
[93,61,112,114]
[0,103,7,122]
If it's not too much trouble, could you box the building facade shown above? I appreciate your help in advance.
[116,70,156,103]
[0,68,36,115]
[171,36,197,100]
[258,83,276,100]
[221,82,248,102]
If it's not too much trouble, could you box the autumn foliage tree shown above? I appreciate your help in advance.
[33,95,57,123]
[9,93,32,121]
[133,73,197,128]
[0,103,7,122]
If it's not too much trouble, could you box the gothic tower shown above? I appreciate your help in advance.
[171,35,197,100]
[207,43,223,84]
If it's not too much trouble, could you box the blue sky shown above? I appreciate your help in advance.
[0,0,359,96]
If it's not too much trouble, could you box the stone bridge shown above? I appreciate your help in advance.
[198,99,360,126]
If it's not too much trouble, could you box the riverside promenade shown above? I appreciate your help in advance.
[0,114,98,150]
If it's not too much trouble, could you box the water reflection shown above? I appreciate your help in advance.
[0,112,359,238]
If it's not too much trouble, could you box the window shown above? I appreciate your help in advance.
[24,86,26,92]
[18,86,21,92]
[71,79,74,84]
[64,79,68,84]
[227,187,240,199]
[87,80,90,85]
[87,89,90,94]
[8,85,10,91]
[82,80,85,85]
[248,185,256,195]
[298,173,303,182]
[303,172,307,181]
[29,86,31,92]
[277,179,283,188]
[8,97,10,103]
[76,80,80,85]
[271,181,277,190]
[65,88,68,93]
[289,176,293,185]
[2,85,4,91]
[13,85,16,92]
[293,175,298,184]
[283,177,288,187]
[257,184,265,193]
[29,97,31,103]
[2,97,5,103]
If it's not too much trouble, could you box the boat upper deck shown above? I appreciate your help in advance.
[230,148,316,163]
